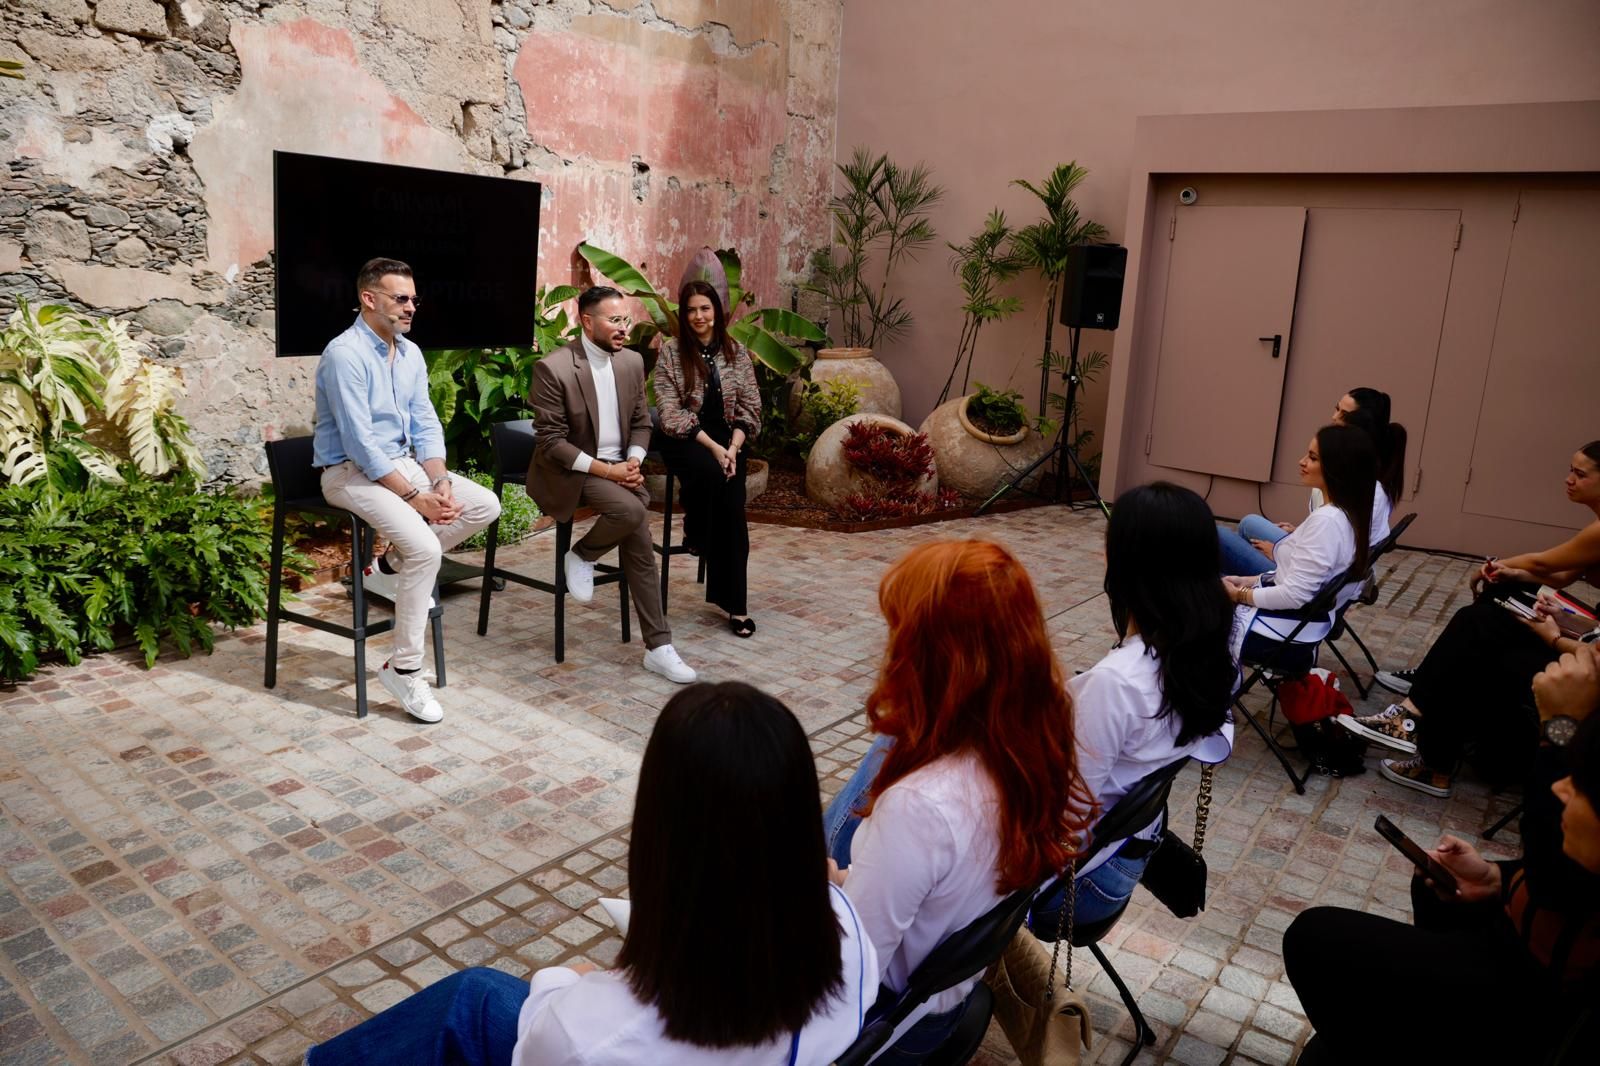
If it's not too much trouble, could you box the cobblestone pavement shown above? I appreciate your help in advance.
[0,506,1526,1065]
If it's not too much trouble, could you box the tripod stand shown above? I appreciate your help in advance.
[976,326,1110,518]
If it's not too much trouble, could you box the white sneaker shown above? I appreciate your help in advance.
[642,643,697,684]
[379,661,444,723]
[361,562,434,608]
[564,551,595,603]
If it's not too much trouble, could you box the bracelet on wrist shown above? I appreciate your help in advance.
[401,487,420,502]
[431,475,449,489]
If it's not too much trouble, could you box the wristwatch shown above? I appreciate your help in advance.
[1542,715,1579,747]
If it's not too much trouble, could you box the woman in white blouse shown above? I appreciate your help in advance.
[309,682,876,1066]
[1224,424,1379,665]
[1029,482,1237,931]
[822,540,1095,1063]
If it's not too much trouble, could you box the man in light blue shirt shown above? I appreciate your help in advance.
[313,257,500,722]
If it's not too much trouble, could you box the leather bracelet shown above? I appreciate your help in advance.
[401,487,420,502]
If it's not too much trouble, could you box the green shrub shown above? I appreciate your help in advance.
[454,466,539,552]
[0,473,285,682]
[967,382,1027,436]
[793,377,861,460]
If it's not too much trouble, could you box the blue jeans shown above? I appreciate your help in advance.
[1218,513,1287,576]
[307,967,526,1066]
[824,735,975,1065]
[1028,848,1151,937]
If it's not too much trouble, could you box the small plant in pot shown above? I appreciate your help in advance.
[835,421,958,521]
[962,383,1029,443]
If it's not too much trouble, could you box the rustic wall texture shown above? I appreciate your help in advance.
[0,0,842,482]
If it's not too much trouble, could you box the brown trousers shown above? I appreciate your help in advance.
[573,477,670,649]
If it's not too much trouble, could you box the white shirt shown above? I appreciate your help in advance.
[844,750,1003,1035]
[1243,504,1357,643]
[570,334,648,473]
[1069,636,1234,876]
[1309,484,1391,545]
[510,884,876,1065]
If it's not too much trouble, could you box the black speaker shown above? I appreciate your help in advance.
[1059,243,1127,330]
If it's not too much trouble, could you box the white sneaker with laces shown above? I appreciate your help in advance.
[642,643,697,684]
[564,551,596,603]
[361,562,435,608]
[379,661,444,723]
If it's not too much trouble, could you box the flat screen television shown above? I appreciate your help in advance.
[273,151,540,356]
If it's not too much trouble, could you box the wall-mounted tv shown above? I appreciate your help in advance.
[273,151,540,356]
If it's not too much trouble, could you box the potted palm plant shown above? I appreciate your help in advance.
[805,147,943,420]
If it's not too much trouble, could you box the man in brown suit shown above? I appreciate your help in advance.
[526,286,697,683]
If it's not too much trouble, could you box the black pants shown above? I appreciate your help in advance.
[656,434,749,616]
[1411,593,1552,779]
[1285,877,1545,1064]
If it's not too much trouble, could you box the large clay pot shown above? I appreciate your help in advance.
[805,413,938,511]
[919,395,1050,499]
[803,348,903,421]
[645,458,769,505]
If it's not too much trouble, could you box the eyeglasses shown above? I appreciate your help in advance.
[369,290,421,307]
[589,313,632,329]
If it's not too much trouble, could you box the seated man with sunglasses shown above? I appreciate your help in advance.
[312,257,501,723]
[526,286,697,684]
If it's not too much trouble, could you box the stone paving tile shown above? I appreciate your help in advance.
[0,507,1540,1064]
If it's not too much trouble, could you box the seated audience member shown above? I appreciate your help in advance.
[308,682,875,1066]
[1222,424,1379,668]
[1285,645,1600,1065]
[1219,387,1403,576]
[1030,482,1236,931]
[823,540,1095,1064]
[1342,441,1600,797]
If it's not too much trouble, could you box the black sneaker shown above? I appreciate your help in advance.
[1374,667,1417,695]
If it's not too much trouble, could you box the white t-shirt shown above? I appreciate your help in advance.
[1069,636,1234,876]
[1243,504,1357,643]
[844,750,1003,1034]
[510,884,876,1065]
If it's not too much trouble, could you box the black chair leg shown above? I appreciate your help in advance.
[1330,640,1369,699]
[620,576,631,645]
[1089,942,1154,1066]
[477,484,502,637]
[430,589,446,687]
[351,521,370,719]
[264,506,287,689]
[1236,698,1309,794]
[697,555,706,585]
[1484,800,1524,840]
[554,522,570,663]
[660,471,675,611]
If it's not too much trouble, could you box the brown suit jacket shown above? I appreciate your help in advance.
[526,339,653,522]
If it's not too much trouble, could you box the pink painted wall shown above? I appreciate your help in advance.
[836,0,1600,434]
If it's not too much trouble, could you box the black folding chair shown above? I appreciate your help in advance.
[1234,568,1366,794]
[475,420,631,662]
[1032,757,1196,1066]
[1326,512,1418,698]
[831,887,1035,1066]
[648,408,706,611]
[262,436,444,719]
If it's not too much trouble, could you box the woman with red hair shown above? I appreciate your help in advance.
[823,539,1095,1063]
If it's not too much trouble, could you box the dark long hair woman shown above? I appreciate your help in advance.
[307,682,876,1066]
[651,279,764,635]
[1030,482,1237,932]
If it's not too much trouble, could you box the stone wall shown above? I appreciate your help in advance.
[0,0,842,482]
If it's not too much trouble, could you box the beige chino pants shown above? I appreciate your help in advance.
[321,457,501,671]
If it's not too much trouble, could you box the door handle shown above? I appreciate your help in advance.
[1258,334,1282,359]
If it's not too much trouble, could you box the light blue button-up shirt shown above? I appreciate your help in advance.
[312,315,445,480]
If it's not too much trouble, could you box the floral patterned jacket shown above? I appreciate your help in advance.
[652,337,763,440]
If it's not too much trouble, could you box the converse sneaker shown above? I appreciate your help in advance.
[1374,667,1418,696]
[359,560,434,608]
[379,661,444,723]
[564,550,596,604]
[1378,755,1453,798]
[642,643,697,684]
[1335,704,1420,754]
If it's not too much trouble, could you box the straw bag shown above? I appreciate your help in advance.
[987,868,1092,1065]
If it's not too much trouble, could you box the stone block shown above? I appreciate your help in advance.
[40,0,92,23]
[146,208,184,237]
[174,1,230,50]
[135,300,204,337]
[25,211,91,261]
[85,205,132,228]
[113,236,151,265]
[17,29,124,71]
[94,0,169,39]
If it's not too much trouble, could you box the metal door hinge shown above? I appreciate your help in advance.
[1168,216,1176,240]
[1453,223,1463,249]
[1145,433,1153,455]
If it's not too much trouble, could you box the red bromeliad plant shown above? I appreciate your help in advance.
[838,421,959,519]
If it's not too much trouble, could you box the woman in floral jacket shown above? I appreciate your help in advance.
[652,280,762,636]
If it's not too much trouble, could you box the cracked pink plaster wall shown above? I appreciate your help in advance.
[189,18,472,277]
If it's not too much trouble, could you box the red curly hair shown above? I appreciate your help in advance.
[862,539,1096,893]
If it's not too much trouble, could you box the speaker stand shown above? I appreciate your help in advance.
[976,327,1111,519]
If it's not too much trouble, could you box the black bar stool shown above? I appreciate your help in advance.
[475,420,631,662]
[647,408,706,611]
[262,437,444,718]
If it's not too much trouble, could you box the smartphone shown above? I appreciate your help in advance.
[1374,815,1459,895]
